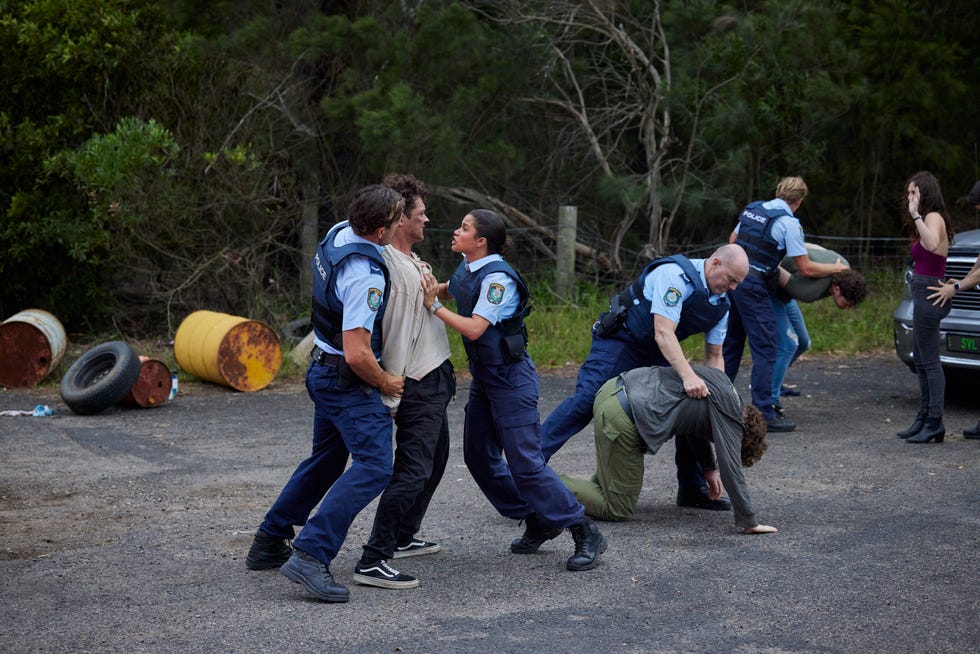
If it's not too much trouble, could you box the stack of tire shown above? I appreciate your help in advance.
[59,341,143,415]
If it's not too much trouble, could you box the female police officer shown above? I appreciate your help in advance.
[423,209,607,571]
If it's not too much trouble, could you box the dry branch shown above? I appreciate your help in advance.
[432,185,614,271]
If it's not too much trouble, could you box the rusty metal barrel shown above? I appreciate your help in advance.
[121,356,173,408]
[0,309,68,388]
[174,310,281,391]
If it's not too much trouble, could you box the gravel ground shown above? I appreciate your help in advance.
[0,352,977,654]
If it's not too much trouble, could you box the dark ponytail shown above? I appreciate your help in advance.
[469,209,512,256]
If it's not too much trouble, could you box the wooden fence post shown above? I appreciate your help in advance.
[556,205,577,297]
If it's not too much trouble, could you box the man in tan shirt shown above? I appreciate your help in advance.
[353,174,456,590]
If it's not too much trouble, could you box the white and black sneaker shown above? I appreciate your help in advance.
[353,560,419,589]
[392,538,441,559]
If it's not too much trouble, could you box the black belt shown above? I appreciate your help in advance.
[311,345,341,367]
[746,267,771,280]
[615,376,635,422]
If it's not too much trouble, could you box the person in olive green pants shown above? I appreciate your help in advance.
[559,365,776,534]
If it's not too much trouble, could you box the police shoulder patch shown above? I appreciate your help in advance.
[367,288,383,311]
[663,287,682,307]
[487,283,505,305]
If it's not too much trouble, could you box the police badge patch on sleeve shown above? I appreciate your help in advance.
[487,283,505,305]
[367,288,383,311]
[664,287,681,307]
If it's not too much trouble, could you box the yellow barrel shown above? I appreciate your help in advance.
[0,309,68,388]
[174,310,282,391]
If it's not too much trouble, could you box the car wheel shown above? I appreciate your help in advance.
[59,341,142,415]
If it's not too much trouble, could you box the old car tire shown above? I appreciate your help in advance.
[59,341,142,415]
[280,316,312,349]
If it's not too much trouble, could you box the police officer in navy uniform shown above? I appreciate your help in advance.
[723,176,847,432]
[540,243,749,511]
[245,185,406,603]
[423,209,606,571]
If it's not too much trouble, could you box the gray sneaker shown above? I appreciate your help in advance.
[280,551,349,602]
[353,560,419,589]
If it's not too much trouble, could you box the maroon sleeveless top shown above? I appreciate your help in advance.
[911,239,946,278]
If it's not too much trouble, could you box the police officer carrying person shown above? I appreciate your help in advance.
[559,365,776,535]
[769,244,868,414]
[540,243,750,512]
[353,173,456,589]
[422,209,607,571]
[245,185,406,603]
[722,177,847,432]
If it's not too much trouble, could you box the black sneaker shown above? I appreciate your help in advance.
[771,402,785,417]
[676,489,732,511]
[766,415,797,432]
[353,560,419,589]
[392,538,441,559]
[245,530,292,570]
[566,518,607,571]
[510,513,563,554]
[280,551,349,602]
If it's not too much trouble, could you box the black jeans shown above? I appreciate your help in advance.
[360,359,455,563]
[911,275,951,419]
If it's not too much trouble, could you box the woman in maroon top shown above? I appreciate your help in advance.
[897,171,954,443]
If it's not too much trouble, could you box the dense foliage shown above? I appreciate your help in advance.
[1,0,976,334]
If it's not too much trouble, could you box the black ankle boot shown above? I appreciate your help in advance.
[566,518,607,571]
[907,417,945,444]
[511,513,563,554]
[896,413,926,439]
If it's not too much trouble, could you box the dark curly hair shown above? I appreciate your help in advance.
[382,173,428,216]
[831,269,868,306]
[741,404,768,467]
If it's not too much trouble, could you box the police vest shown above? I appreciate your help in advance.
[734,200,787,275]
[310,221,390,358]
[621,255,729,346]
[450,259,531,365]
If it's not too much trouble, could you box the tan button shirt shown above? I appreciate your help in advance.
[380,246,452,410]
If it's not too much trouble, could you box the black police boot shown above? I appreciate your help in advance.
[566,518,607,571]
[245,529,292,570]
[511,513,563,554]
[897,412,926,439]
[906,417,945,444]
[280,550,350,602]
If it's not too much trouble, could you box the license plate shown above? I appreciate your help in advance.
[946,332,980,354]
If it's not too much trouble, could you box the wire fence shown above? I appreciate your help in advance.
[414,226,912,295]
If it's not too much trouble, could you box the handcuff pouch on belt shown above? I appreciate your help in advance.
[497,306,531,363]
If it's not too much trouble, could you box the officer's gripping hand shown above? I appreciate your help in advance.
[683,376,710,399]
[379,373,405,398]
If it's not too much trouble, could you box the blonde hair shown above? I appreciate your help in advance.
[775,177,808,204]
